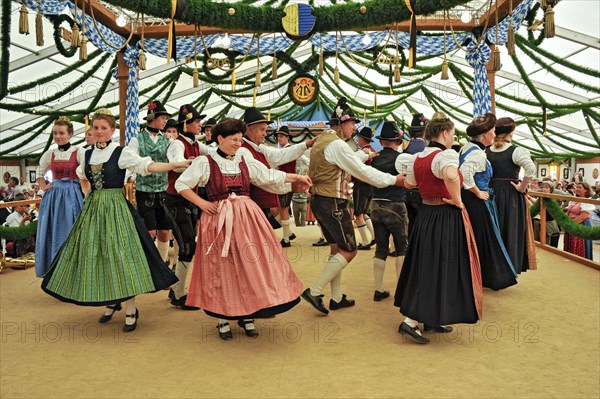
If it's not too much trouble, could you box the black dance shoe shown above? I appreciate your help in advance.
[312,238,328,247]
[171,295,200,310]
[237,319,259,337]
[168,288,175,300]
[423,324,454,333]
[123,309,139,333]
[373,290,390,302]
[329,294,355,310]
[280,239,291,248]
[398,322,430,344]
[289,233,297,241]
[217,323,233,341]
[301,288,329,315]
[99,303,122,323]
[357,243,372,250]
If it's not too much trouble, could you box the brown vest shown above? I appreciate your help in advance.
[308,130,347,198]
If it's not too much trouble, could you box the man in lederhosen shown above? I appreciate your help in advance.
[128,100,172,264]
[301,97,404,315]
[275,125,302,247]
[369,121,410,302]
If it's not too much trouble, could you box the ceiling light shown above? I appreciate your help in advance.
[116,14,127,27]
[461,10,472,23]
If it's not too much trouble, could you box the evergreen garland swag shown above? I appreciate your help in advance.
[0,220,38,241]
[530,198,600,240]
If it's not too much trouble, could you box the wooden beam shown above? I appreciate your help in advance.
[75,0,131,37]
[117,51,128,146]
[535,243,599,270]
[478,0,526,30]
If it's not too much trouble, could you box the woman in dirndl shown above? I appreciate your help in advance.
[176,118,311,341]
[34,117,86,277]
[459,114,517,290]
[42,109,188,332]
[394,112,482,344]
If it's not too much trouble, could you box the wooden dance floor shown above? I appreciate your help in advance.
[1,225,598,398]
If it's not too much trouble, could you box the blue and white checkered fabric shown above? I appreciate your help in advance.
[144,35,219,59]
[22,0,65,14]
[229,33,294,55]
[486,0,536,44]
[123,47,140,145]
[310,31,390,52]
[465,43,492,116]
[66,2,126,54]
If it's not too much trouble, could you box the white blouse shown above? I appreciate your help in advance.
[459,142,487,190]
[76,143,153,180]
[175,151,287,195]
[36,146,86,178]
[406,147,460,186]
[488,143,536,178]
[166,135,216,173]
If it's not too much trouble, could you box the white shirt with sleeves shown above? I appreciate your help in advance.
[459,142,487,190]
[406,147,459,186]
[76,143,153,180]
[323,138,396,189]
[488,143,536,178]
[242,138,308,168]
[175,152,287,195]
[36,146,86,179]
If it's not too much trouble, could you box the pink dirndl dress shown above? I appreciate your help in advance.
[186,155,303,319]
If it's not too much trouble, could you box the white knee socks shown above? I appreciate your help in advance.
[365,216,374,241]
[173,260,190,299]
[358,224,369,245]
[310,253,348,298]
[156,240,170,263]
[373,257,386,292]
[281,219,291,242]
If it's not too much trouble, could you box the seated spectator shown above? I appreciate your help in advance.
[3,194,36,257]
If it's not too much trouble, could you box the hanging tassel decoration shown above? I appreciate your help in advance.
[35,2,44,46]
[231,69,236,92]
[255,69,262,88]
[507,0,516,56]
[166,0,178,63]
[318,36,324,77]
[19,4,29,35]
[79,37,88,60]
[545,5,555,38]
[84,114,89,133]
[373,91,377,113]
[272,33,278,80]
[139,50,147,70]
[78,2,87,60]
[404,0,417,68]
[540,0,548,9]
[193,68,199,88]
[253,86,257,107]
[334,65,340,84]
[267,111,271,122]
[542,106,548,136]
[71,24,80,48]
[139,14,147,70]
[363,110,367,126]
[441,59,449,80]
[394,64,401,83]
[493,47,501,71]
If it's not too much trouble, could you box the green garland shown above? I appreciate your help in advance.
[102,0,473,33]
[0,220,38,240]
[0,117,54,157]
[582,111,600,146]
[0,0,11,100]
[530,198,600,240]
[525,4,545,46]
[50,14,77,58]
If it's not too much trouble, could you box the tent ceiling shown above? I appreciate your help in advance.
[1,0,599,159]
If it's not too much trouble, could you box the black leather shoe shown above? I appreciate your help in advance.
[171,295,200,310]
[280,239,291,248]
[369,240,376,247]
[217,323,233,341]
[237,319,259,337]
[357,243,372,250]
[424,324,454,333]
[123,309,139,333]
[99,303,122,323]
[289,233,297,241]
[312,238,328,247]
[301,288,329,315]
[373,290,390,302]
[168,289,175,300]
[398,322,430,344]
[329,294,355,310]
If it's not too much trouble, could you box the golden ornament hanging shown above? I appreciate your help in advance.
[394,64,401,83]
[19,5,29,35]
[231,69,236,92]
[79,37,88,60]
[360,6,367,14]
[545,6,555,38]
[71,24,80,48]
[318,50,324,77]
[35,9,44,46]
[441,59,449,80]
[228,8,236,16]
[334,65,340,84]
[255,69,262,87]
[139,50,147,70]
[373,91,377,112]
[507,24,516,55]
[193,68,199,88]
[493,47,501,71]
[272,56,278,79]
